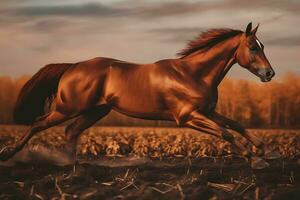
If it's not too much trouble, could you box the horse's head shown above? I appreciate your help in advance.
[236,22,275,82]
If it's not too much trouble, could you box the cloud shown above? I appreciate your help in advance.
[2,0,300,19]
[131,1,208,19]
[149,27,206,43]
[27,19,72,32]
[2,0,299,29]
[14,2,129,17]
[4,1,207,21]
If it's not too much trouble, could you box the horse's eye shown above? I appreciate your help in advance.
[250,46,259,51]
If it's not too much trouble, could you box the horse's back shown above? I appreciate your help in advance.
[54,57,164,115]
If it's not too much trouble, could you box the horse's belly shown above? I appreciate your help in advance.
[112,106,173,121]
[106,90,171,120]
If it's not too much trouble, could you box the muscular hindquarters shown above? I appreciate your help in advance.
[55,59,110,115]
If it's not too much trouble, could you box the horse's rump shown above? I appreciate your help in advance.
[14,63,74,125]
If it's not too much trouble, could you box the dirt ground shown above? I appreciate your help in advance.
[0,126,299,200]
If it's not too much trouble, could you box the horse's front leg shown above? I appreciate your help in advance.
[209,112,263,147]
[184,110,251,157]
[183,110,270,169]
[208,111,281,159]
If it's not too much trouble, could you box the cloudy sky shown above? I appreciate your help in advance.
[0,0,299,80]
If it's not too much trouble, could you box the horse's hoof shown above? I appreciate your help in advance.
[0,146,15,161]
[251,156,270,170]
[265,150,281,160]
[240,150,250,158]
[255,148,265,157]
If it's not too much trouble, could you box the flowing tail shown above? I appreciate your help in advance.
[13,63,73,125]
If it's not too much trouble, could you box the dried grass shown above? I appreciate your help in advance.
[0,126,299,159]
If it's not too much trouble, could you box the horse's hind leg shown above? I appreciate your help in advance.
[64,105,111,159]
[0,111,74,161]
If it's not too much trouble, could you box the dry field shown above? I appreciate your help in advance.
[0,126,299,200]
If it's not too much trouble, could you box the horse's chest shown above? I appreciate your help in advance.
[193,89,218,112]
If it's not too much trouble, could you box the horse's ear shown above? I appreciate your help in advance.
[251,23,259,35]
[245,22,252,36]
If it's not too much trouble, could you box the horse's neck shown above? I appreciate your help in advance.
[182,36,240,88]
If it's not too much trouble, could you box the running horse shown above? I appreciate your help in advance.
[0,23,276,168]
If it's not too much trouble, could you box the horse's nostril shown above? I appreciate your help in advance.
[266,71,272,77]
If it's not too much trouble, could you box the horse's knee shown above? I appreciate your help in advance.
[221,130,234,142]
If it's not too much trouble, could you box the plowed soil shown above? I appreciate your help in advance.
[0,126,299,200]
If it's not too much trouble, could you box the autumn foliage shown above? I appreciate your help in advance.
[218,74,300,128]
[0,74,299,128]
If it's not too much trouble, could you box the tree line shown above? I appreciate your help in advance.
[0,73,299,128]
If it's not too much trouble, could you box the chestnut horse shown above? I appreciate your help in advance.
[0,23,275,167]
